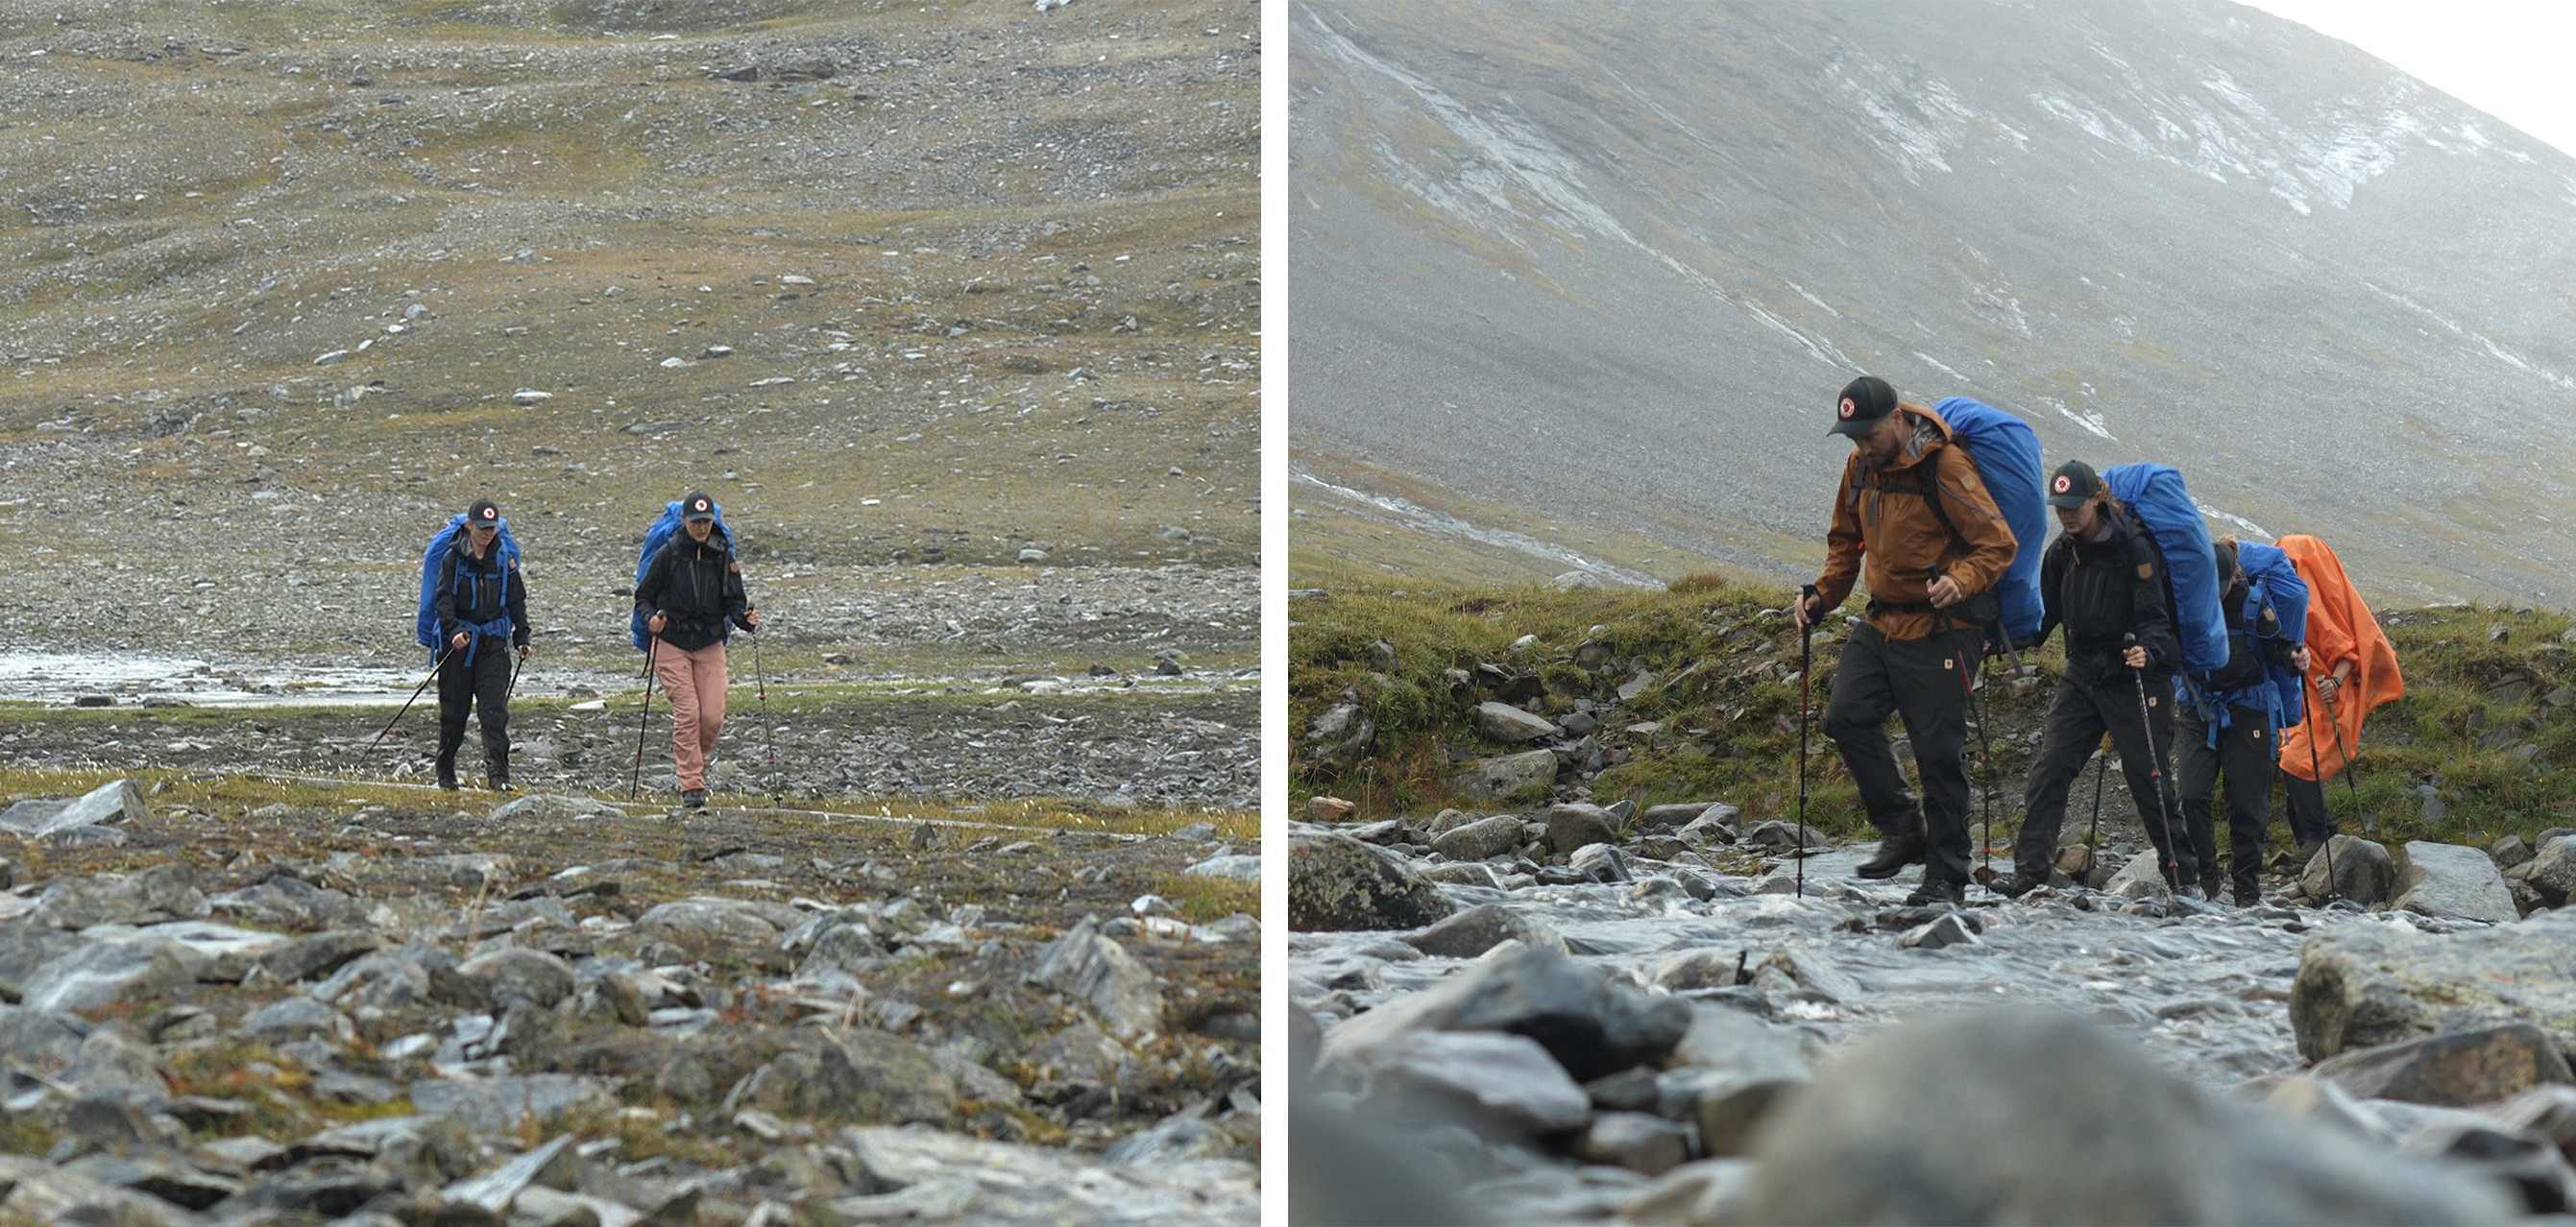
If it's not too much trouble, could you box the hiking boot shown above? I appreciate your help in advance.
[682,788,708,811]
[486,755,514,793]
[1856,830,1928,879]
[2231,884,2261,908]
[434,756,460,791]
[1988,872,2044,900]
[1904,878,1966,906]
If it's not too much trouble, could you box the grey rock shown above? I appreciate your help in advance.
[0,780,146,839]
[205,874,365,931]
[34,862,204,929]
[1307,702,1359,741]
[457,948,576,1010]
[1674,810,1741,846]
[411,1074,615,1133]
[58,1150,240,1212]
[1029,917,1164,1039]
[634,896,791,944]
[2490,1084,2576,1166]
[1546,804,1619,854]
[1898,912,1982,950]
[1103,1114,1233,1167]
[2491,835,2535,870]
[1288,829,1454,932]
[1570,842,1634,883]
[1743,820,1823,851]
[2312,1022,2573,1108]
[1640,802,1735,833]
[838,1124,1254,1223]
[1183,853,1261,881]
[1741,1007,2517,1225]
[1576,1110,1690,1176]
[2392,841,2519,924]
[443,1134,577,1213]
[244,996,353,1043]
[255,930,379,984]
[0,1004,92,1077]
[20,934,202,1013]
[741,1029,957,1124]
[1620,1157,1760,1226]
[1654,948,1745,992]
[2102,850,2173,902]
[1345,1029,1592,1136]
[1418,861,1502,888]
[487,793,624,823]
[2528,835,2576,907]
[1320,942,1691,1082]
[1402,903,1565,960]
[1449,748,1560,800]
[1474,701,1558,743]
[2293,909,2576,1062]
[2300,835,2397,905]
[1431,814,1526,862]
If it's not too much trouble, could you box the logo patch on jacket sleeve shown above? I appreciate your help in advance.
[2136,563,2155,581]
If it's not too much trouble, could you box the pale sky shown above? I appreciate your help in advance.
[2249,1,2576,161]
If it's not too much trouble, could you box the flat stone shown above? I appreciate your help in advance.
[20,935,204,1013]
[243,997,353,1043]
[2312,1022,2574,1108]
[2102,851,2172,902]
[456,948,576,1009]
[255,930,379,984]
[1640,802,1733,832]
[2292,909,2576,1062]
[1473,702,1558,743]
[1418,861,1501,888]
[487,794,624,823]
[1575,1111,1690,1176]
[1182,854,1260,881]
[1654,948,1745,992]
[1288,829,1453,932]
[33,862,203,929]
[410,1075,614,1134]
[1620,1158,1760,1227]
[1319,943,1691,1083]
[1674,810,1740,846]
[0,780,146,839]
[838,1125,1255,1223]
[2492,835,2536,870]
[2527,836,2576,907]
[1899,912,1982,950]
[1568,842,1632,883]
[633,897,791,944]
[1028,917,1163,1039]
[2393,841,2519,924]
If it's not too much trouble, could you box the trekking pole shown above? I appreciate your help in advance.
[629,638,659,800]
[2123,634,2185,888]
[1966,635,1999,887]
[2085,734,2109,860]
[1796,585,1814,901]
[752,618,781,810]
[2301,674,2338,903]
[506,648,525,701]
[2319,687,2369,831]
[366,642,459,759]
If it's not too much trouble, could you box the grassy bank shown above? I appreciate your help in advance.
[1289,581,2576,854]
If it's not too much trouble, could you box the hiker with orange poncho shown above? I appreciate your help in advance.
[2274,534,2403,853]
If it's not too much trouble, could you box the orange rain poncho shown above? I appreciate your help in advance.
[2275,534,2403,782]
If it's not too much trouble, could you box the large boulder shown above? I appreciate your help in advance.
[1288,829,1453,932]
[2392,841,2519,924]
[1449,749,1558,801]
[2292,909,2576,1062]
[1544,805,1618,854]
[1738,1007,2517,1225]
[1339,1030,1591,1138]
[2312,1022,2573,1108]
[1319,942,1691,1083]
[1028,918,1164,1039]
[2299,835,2397,905]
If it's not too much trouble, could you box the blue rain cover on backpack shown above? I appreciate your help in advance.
[2102,464,2225,673]
[2237,541,2311,726]
[629,499,727,650]
[415,514,521,651]
[1930,397,2046,642]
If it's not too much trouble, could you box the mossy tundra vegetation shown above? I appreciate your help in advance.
[0,1,1261,1220]
[1292,578,2576,865]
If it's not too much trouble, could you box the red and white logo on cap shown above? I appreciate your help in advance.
[1837,397,1856,420]
[2053,474,2074,494]
[478,506,498,521]
[692,497,710,513]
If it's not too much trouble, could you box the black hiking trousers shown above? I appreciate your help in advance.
[2175,702,2272,899]
[1822,623,1979,888]
[2015,662,2196,889]
[2283,774,2335,847]
[436,638,513,771]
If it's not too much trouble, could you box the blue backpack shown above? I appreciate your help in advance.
[2102,464,2226,673]
[2236,541,2311,725]
[629,499,729,650]
[1929,397,2047,643]
[415,514,521,652]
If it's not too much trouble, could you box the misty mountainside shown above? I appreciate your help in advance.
[1289,0,2576,604]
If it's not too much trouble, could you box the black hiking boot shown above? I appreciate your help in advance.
[682,788,708,810]
[1905,878,1966,906]
[485,753,514,793]
[1856,830,1928,879]
[1988,871,2045,900]
[2232,883,2261,907]
[434,755,460,791]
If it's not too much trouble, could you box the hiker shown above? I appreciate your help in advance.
[2274,534,2403,854]
[1795,375,2016,906]
[634,491,760,809]
[429,498,530,791]
[2174,539,2307,906]
[1994,461,2199,899]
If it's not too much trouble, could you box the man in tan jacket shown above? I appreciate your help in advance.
[1793,376,2017,904]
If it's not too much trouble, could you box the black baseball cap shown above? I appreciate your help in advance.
[466,499,501,527]
[1829,375,1899,437]
[680,492,717,521]
[2047,461,2102,509]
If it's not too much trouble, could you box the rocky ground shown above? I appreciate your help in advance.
[1286,807,2576,1223]
[0,777,1259,1224]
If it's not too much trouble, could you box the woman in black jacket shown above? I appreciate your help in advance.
[634,492,760,808]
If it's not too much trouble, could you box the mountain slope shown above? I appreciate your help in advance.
[1289,0,2576,605]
